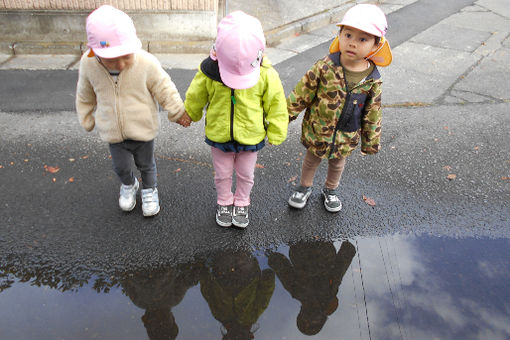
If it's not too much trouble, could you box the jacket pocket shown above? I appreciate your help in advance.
[337,93,367,132]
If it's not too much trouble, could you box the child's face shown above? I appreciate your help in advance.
[338,26,378,64]
[99,54,134,71]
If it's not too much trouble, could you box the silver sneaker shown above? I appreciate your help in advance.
[119,178,139,212]
[216,205,233,227]
[288,185,312,209]
[322,187,342,212]
[232,206,249,228]
[141,187,160,217]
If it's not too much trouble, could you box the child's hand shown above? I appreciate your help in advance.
[177,112,192,127]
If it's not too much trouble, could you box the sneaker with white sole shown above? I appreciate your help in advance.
[119,178,139,212]
[141,187,160,217]
[216,205,233,227]
[232,206,249,228]
[288,185,312,209]
[322,187,342,212]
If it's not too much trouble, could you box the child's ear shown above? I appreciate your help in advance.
[371,40,380,53]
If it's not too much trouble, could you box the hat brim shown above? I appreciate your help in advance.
[91,39,142,59]
[218,60,261,89]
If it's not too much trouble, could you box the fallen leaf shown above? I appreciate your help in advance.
[474,146,479,150]
[68,177,74,182]
[24,159,29,162]
[255,163,264,169]
[362,195,376,206]
[69,158,75,162]
[81,155,89,159]
[52,178,56,182]
[287,175,298,183]
[502,177,510,180]
[0,165,3,168]
[10,162,14,165]
[443,165,452,171]
[175,168,181,173]
[447,174,457,180]
[44,165,60,173]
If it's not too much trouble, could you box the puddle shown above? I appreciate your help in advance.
[1,235,510,339]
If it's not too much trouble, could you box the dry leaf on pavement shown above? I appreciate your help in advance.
[44,165,60,173]
[287,175,298,183]
[362,195,376,206]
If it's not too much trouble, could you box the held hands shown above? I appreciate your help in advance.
[176,111,192,127]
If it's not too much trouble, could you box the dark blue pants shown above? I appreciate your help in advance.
[109,139,157,189]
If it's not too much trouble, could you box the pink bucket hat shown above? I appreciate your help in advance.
[211,11,266,89]
[86,5,142,59]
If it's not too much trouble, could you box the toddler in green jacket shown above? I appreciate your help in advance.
[183,11,288,228]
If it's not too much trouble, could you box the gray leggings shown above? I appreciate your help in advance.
[109,139,157,189]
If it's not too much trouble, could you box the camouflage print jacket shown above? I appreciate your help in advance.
[287,52,383,159]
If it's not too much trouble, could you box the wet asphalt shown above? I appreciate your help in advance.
[1,0,510,338]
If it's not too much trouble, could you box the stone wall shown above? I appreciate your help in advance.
[0,0,219,54]
[0,0,216,11]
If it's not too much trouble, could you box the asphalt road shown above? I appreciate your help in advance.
[1,0,508,279]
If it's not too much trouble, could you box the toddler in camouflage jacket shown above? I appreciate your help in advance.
[286,4,392,212]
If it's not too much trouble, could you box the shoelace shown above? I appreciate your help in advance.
[324,191,339,202]
[235,207,247,216]
[142,190,156,202]
[120,186,135,196]
[327,195,339,202]
[219,206,230,215]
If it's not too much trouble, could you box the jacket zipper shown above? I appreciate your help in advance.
[113,73,125,140]
[328,88,351,158]
[98,59,125,141]
[230,88,235,141]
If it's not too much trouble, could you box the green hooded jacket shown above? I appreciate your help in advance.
[184,57,288,146]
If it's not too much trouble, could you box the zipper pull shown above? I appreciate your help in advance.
[231,95,236,105]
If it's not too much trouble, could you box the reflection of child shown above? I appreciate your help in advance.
[76,5,189,217]
[183,11,288,228]
[268,241,356,336]
[287,4,392,212]
[200,249,275,339]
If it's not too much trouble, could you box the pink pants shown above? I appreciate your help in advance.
[211,147,258,207]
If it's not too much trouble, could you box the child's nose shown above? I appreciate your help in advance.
[117,60,126,71]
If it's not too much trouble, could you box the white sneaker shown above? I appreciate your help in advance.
[142,187,160,217]
[119,178,139,212]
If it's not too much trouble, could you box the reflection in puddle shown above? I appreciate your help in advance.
[1,235,510,339]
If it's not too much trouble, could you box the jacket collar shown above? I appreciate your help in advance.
[200,57,223,83]
[328,52,381,81]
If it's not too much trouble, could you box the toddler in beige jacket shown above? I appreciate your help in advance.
[76,5,190,217]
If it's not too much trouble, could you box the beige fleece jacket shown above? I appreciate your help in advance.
[76,49,185,143]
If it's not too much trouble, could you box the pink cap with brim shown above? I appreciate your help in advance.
[337,4,388,37]
[86,5,142,59]
[214,11,265,89]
